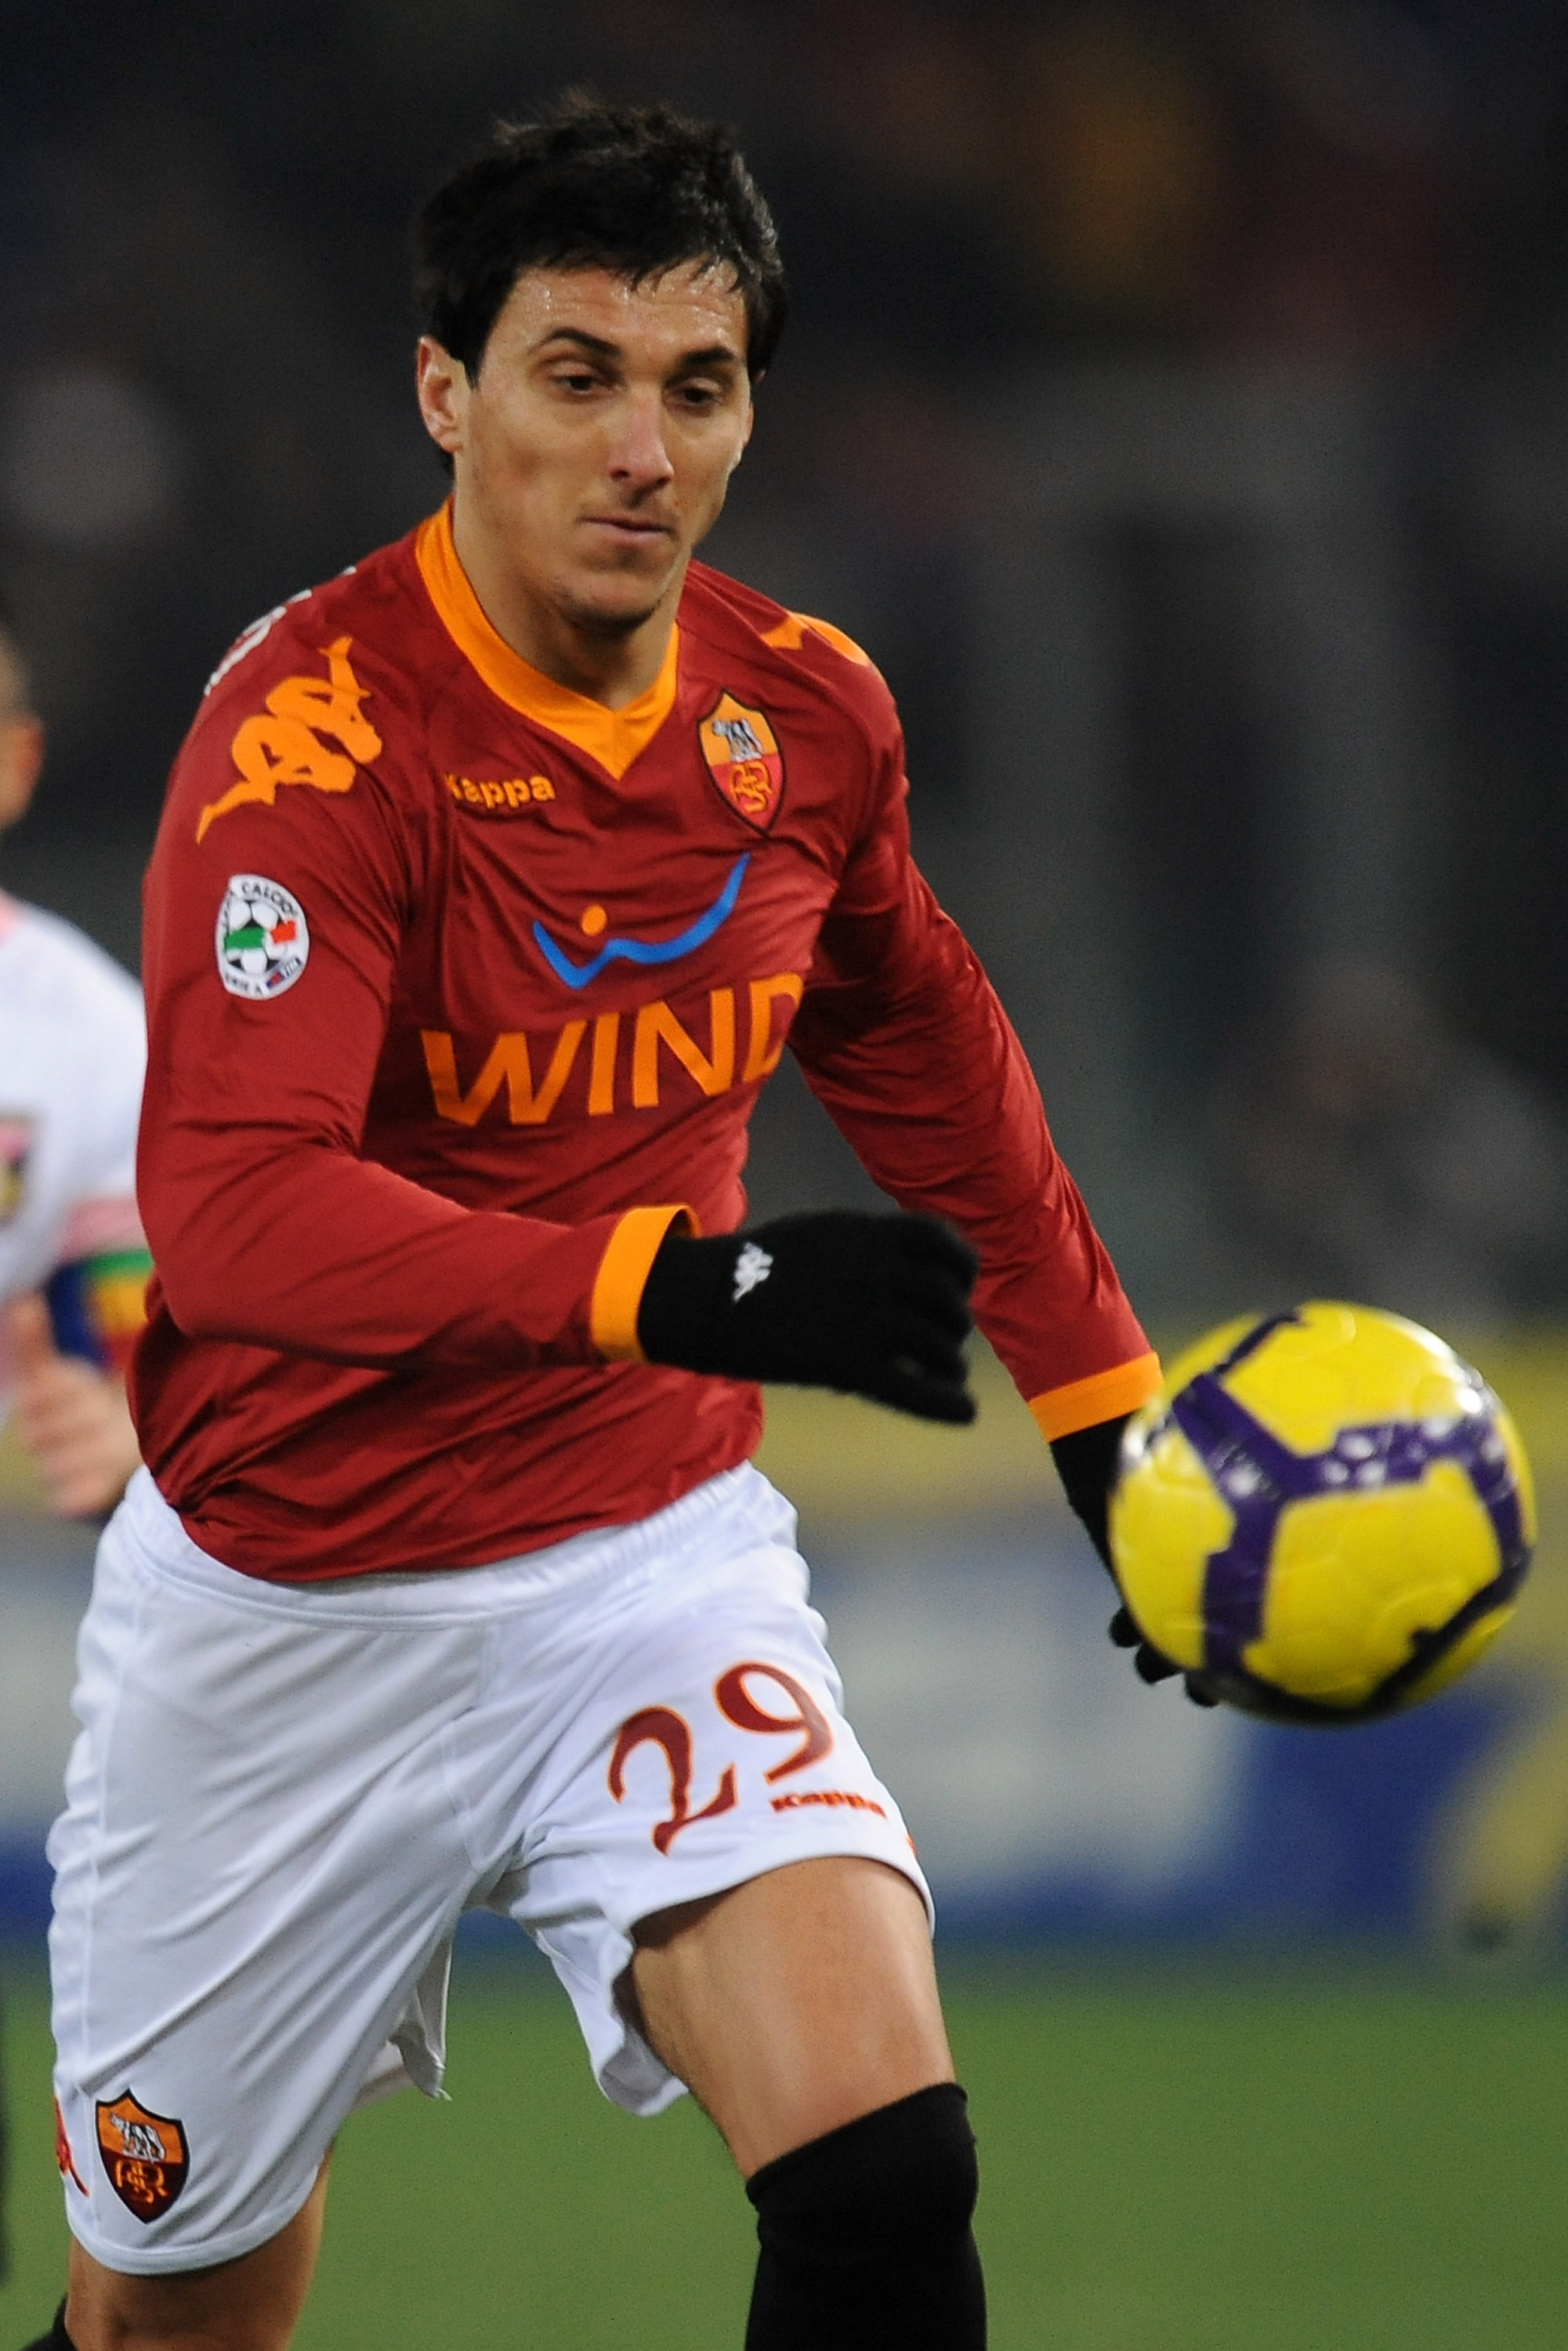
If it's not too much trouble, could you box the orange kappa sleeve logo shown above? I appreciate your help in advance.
[196,637,382,842]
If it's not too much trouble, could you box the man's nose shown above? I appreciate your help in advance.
[607,390,675,490]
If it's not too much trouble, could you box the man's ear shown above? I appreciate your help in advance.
[415,337,470,458]
[0,714,45,831]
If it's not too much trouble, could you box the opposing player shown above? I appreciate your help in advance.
[0,606,147,1518]
[0,604,147,2298]
[36,102,1161,2351]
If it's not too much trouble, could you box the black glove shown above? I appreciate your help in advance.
[1048,1414,1128,1570]
[1106,1601,1219,1704]
[636,1210,979,1424]
[1050,1414,1220,1708]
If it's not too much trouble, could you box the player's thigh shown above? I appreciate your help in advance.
[504,1468,939,2122]
[630,1854,954,2178]
[51,1500,480,2277]
[65,2162,329,2351]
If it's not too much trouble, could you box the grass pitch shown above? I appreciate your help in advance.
[2,1956,1565,2349]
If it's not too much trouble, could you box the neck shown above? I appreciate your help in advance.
[450,490,683,709]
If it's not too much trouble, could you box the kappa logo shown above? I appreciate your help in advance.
[532,857,749,991]
[216,875,310,1000]
[699,693,784,833]
[96,2092,189,2222]
[197,637,382,842]
[0,1114,34,1226]
[444,772,556,814]
[732,1241,773,1301]
[54,2098,87,2195]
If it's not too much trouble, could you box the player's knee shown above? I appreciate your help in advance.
[745,2081,978,2269]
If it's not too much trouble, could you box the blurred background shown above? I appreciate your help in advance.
[4,2,1568,2344]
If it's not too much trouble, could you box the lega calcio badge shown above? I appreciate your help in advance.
[216,875,310,1000]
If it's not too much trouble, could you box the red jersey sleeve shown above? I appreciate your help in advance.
[139,636,683,1373]
[787,715,1160,1441]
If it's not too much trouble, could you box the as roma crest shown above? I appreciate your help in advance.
[699,693,784,834]
[96,2092,189,2222]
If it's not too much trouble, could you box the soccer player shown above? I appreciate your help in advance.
[0,602,147,2298]
[35,101,1162,2351]
[0,606,147,1518]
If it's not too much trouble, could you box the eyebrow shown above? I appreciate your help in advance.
[533,328,619,358]
[532,328,744,371]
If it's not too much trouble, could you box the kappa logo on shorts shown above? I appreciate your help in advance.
[54,2098,87,2194]
[216,875,310,1000]
[96,2092,190,2221]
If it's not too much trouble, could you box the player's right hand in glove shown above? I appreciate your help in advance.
[636,1209,978,1425]
[1049,1413,1219,1707]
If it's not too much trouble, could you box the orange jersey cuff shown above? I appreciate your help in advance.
[589,1205,697,1362]
[1028,1352,1162,1443]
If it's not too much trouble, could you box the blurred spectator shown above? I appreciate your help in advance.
[0,592,149,2290]
[1210,958,1568,1324]
[0,601,147,1518]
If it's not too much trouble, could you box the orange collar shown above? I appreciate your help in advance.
[414,503,679,782]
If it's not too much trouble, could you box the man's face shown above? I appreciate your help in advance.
[417,262,754,638]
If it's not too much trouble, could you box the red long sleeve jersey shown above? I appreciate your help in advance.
[133,504,1158,1581]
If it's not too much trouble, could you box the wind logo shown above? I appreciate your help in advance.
[533,856,749,991]
[421,969,805,1125]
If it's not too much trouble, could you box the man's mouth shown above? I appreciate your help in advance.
[582,515,672,544]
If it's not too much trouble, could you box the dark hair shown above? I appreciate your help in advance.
[0,585,30,714]
[413,94,788,383]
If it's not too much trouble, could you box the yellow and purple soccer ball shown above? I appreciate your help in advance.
[1109,1302,1534,1724]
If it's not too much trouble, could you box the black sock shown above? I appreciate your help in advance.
[744,2082,986,2349]
[16,2297,74,2350]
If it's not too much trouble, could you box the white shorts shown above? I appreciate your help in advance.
[49,1463,928,2275]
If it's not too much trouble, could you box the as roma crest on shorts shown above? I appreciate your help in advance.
[0,1115,33,1226]
[96,2092,189,2221]
[698,693,784,834]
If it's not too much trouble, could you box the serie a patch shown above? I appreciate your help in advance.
[216,874,310,1000]
[96,2092,190,2221]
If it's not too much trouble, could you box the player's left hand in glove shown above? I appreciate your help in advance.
[636,1208,978,1424]
[1104,1599,1219,1702]
[1049,1411,1220,1707]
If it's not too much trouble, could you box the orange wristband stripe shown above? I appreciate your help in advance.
[589,1205,697,1362]
[1028,1351,1163,1443]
